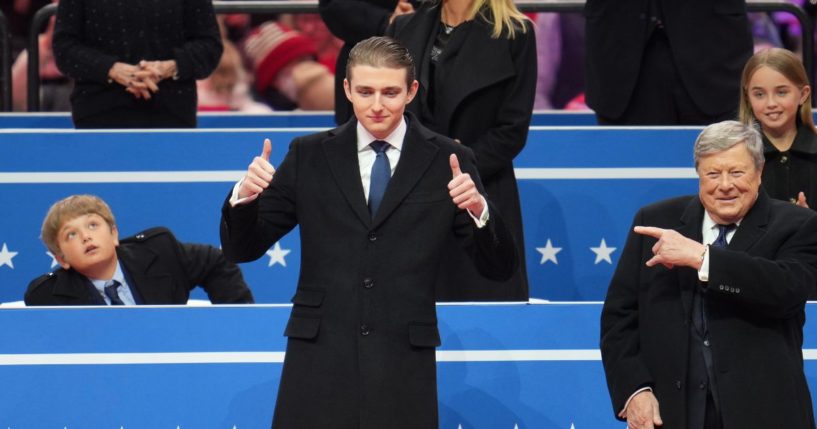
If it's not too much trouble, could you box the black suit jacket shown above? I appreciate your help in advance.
[220,114,517,428]
[387,4,535,300]
[319,0,399,125]
[584,0,752,119]
[601,192,817,428]
[25,227,253,305]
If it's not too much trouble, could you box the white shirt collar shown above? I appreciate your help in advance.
[89,260,126,290]
[356,116,407,152]
[703,211,742,231]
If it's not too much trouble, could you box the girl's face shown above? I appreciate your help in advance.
[747,65,810,137]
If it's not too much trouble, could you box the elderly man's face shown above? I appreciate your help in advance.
[697,142,762,225]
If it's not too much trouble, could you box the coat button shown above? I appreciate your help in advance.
[675,380,682,390]
[368,232,377,242]
[363,278,373,289]
[735,288,740,294]
[360,324,371,336]
[699,381,707,390]
[703,339,710,347]
[781,155,788,163]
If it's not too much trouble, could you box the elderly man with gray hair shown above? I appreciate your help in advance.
[600,120,817,429]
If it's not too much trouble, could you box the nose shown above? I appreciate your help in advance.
[717,173,734,190]
[372,94,383,111]
[80,229,93,242]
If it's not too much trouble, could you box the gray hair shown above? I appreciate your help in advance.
[693,120,764,171]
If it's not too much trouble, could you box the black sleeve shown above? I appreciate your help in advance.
[173,0,223,80]
[52,0,118,82]
[452,144,518,281]
[176,240,255,304]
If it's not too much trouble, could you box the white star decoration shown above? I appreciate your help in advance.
[590,238,617,264]
[266,242,291,267]
[536,239,562,265]
[0,243,18,269]
[47,251,59,269]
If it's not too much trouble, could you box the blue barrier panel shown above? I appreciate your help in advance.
[0,111,597,128]
[0,127,703,303]
[0,303,815,428]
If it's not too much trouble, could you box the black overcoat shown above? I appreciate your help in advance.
[601,192,817,428]
[220,115,517,428]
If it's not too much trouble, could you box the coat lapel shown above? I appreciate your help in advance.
[434,16,516,133]
[117,244,173,303]
[371,118,439,229]
[52,270,104,304]
[677,198,706,319]
[322,120,372,228]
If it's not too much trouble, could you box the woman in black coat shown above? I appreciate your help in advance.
[387,0,536,300]
[53,0,223,128]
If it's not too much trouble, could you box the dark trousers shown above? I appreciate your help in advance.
[596,30,735,126]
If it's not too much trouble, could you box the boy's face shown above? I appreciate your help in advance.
[344,64,418,140]
[55,213,119,280]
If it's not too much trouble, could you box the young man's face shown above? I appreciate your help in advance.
[344,64,418,139]
[55,213,119,280]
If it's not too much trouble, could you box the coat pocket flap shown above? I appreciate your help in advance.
[290,288,325,307]
[408,323,441,347]
[284,316,321,339]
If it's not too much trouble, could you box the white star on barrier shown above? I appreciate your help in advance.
[0,243,18,269]
[266,242,291,267]
[536,239,562,265]
[590,238,616,264]
[47,251,59,269]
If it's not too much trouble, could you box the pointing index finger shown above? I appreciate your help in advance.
[633,226,666,239]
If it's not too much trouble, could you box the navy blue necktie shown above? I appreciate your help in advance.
[368,140,391,216]
[104,280,124,305]
[712,224,735,248]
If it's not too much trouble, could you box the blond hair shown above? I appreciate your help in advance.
[41,195,116,256]
[437,0,528,39]
[739,48,815,132]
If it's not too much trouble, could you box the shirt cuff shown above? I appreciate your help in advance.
[698,245,711,282]
[619,386,653,418]
[229,179,257,207]
[467,196,490,229]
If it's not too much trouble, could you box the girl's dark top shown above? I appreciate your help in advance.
[762,123,817,210]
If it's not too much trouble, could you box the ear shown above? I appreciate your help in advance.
[801,85,812,105]
[405,80,419,104]
[55,252,70,270]
[343,78,353,102]
[111,225,120,247]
